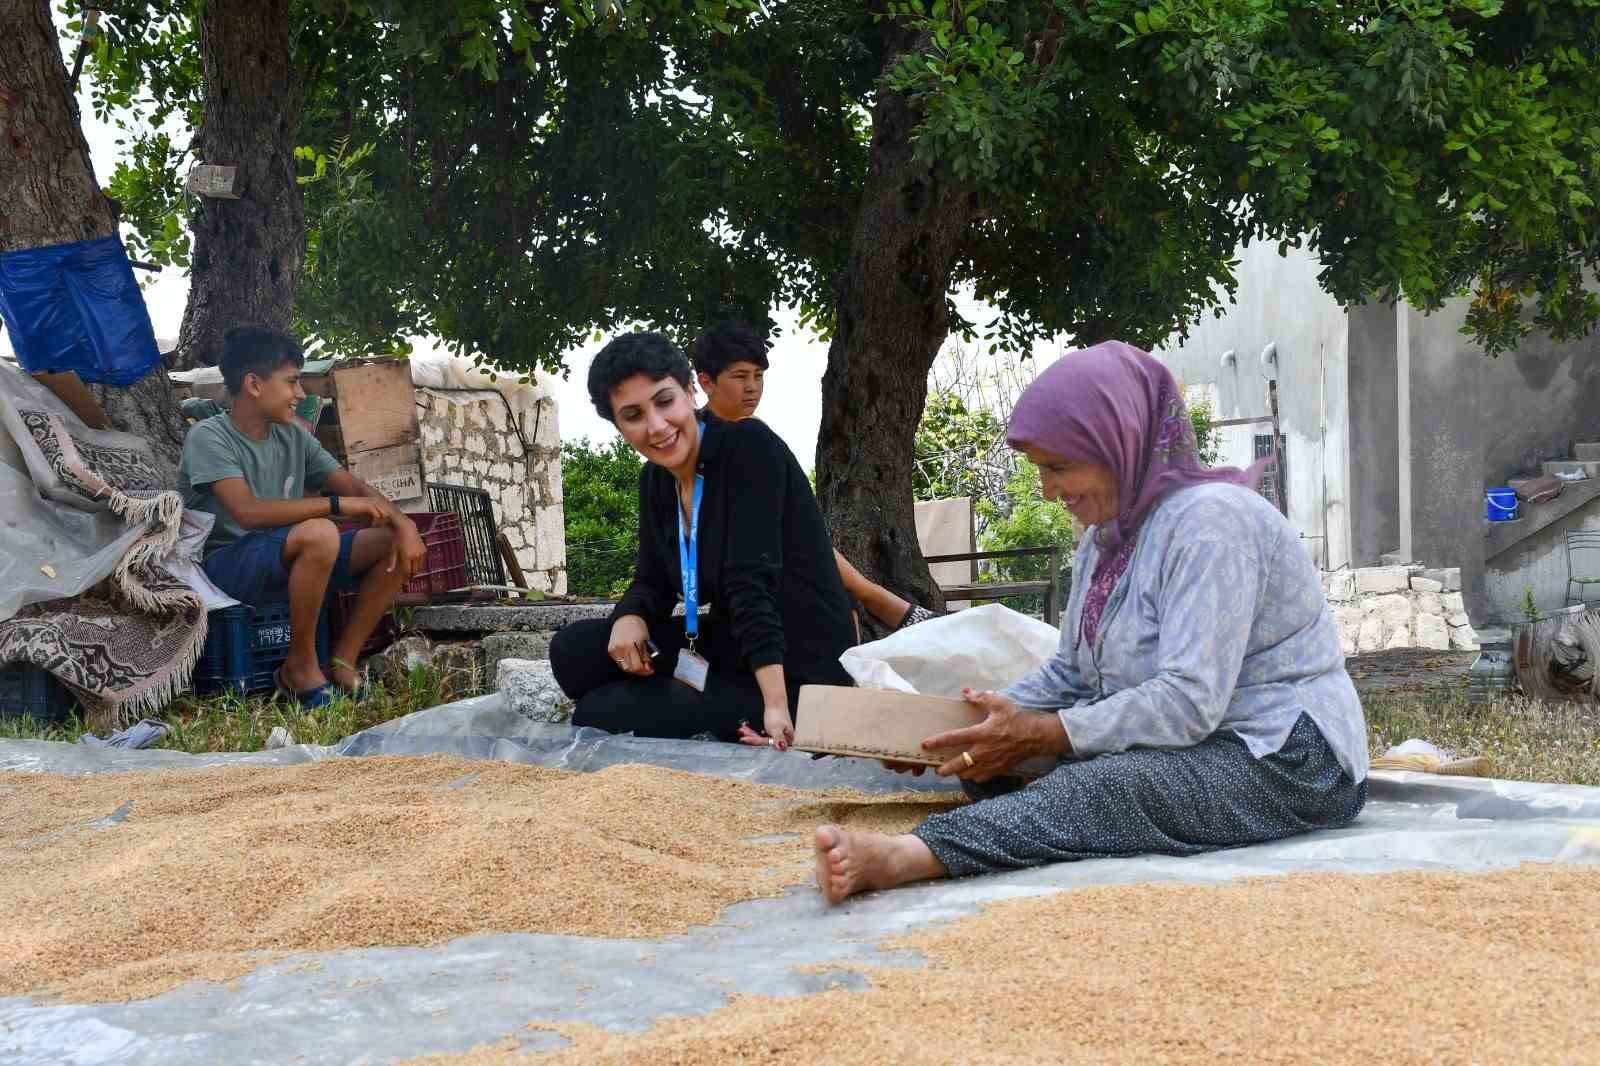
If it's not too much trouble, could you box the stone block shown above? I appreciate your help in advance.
[1355,567,1411,594]
[483,631,553,674]
[498,658,574,723]
[1363,593,1414,631]
[536,459,564,505]
[502,484,529,523]
[412,602,614,634]
[1355,615,1388,654]
[534,399,561,449]
[1414,612,1451,651]
[1450,625,1480,652]
[1415,591,1445,617]
[534,504,567,566]
[515,546,539,579]
[1420,568,1462,592]
[488,460,515,483]
[1442,592,1465,614]
[1384,625,1413,650]
[1340,632,1356,656]
[366,635,436,685]
[1333,604,1364,634]
[1410,576,1445,594]
[1324,570,1356,603]
[433,641,487,697]
[1379,552,1413,568]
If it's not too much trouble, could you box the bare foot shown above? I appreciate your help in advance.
[813,825,946,904]
[280,656,330,695]
[327,661,361,694]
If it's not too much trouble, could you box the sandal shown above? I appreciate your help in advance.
[274,665,335,709]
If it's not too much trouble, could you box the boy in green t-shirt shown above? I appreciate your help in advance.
[179,327,427,706]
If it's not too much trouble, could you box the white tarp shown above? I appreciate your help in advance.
[4,697,1600,1064]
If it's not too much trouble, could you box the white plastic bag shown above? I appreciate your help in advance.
[839,603,1058,696]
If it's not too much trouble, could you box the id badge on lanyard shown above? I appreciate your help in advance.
[674,474,711,692]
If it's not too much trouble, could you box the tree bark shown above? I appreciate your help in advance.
[0,0,185,479]
[814,41,975,613]
[174,0,303,370]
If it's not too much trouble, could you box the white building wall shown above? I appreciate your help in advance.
[1148,241,1352,569]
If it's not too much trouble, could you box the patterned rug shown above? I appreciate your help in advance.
[0,408,205,729]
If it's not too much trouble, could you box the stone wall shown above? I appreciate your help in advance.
[417,389,566,595]
[1322,565,1478,655]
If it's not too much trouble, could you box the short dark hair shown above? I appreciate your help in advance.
[220,327,304,394]
[587,331,693,421]
[689,321,769,380]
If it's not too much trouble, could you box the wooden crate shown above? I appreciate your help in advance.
[301,358,427,510]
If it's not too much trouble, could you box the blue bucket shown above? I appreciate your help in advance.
[1485,487,1519,522]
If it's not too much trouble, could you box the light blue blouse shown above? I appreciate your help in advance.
[1003,483,1369,782]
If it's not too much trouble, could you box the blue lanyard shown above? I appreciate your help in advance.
[678,474,704,645]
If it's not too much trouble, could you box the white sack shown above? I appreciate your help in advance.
[840,603,1057,696]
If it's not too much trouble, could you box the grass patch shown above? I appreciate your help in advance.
[1364,690,1600,787]
[7,668,1600,787]
[0,663,472,755]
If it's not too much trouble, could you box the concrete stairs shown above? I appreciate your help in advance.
[1539,442,1600,480]
[1489,441,1600,560]
[1542,459,1600,479]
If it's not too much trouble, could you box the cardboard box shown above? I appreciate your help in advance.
[793,684,1050,776]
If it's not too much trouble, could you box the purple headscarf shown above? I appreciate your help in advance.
[1006,340,1265,552]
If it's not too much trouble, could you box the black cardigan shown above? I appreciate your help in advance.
[611,415,855,687]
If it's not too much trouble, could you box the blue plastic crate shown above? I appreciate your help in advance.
[194,603,330,695]
[0,662,76,722]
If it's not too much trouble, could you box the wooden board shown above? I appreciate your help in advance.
[793,685,1047,775]
[31,371,110,429]
[331,361,418,453]
[345,442,427,509]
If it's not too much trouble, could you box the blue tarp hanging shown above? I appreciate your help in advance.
[0,234,162,387]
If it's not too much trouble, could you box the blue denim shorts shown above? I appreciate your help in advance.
[202,525,362,607]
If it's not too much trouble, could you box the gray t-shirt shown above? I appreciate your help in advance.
[179,414,341,553]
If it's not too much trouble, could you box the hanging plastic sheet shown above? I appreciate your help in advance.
[4,697,1600,1064]
[0,235,162,387]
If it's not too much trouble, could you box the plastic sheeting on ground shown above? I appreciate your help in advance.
[4,696,1600,1064]
[0,236,161,387]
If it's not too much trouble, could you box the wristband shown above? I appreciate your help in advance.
[328,494,341,516]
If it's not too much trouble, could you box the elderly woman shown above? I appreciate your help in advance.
[550,331,856,746]
[815,341,1369,903]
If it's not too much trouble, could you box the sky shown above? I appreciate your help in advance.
[9,19,1073,465]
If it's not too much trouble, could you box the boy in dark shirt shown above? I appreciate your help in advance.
[689,322,935,635]
[179,327,426,706]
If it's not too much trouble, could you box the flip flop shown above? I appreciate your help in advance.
[274,665,335,709]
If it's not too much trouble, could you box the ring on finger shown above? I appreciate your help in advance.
[961,750,975,768]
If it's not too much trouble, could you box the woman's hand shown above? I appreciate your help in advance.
[607,615,654,676]
[738,706,795,751]
[922,689,1070,782]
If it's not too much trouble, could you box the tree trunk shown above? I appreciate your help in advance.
[0,0,186,479]
[174,0,303,370]
[814,44,975,612]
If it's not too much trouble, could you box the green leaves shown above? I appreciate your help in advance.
[79,0,1600,375]
[561,438,645,597]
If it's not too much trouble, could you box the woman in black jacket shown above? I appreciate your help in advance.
[549,331,856,746]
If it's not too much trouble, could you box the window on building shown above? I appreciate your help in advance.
[1254,433,1286,505]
